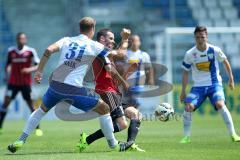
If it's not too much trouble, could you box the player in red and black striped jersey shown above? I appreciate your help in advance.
[77,28,145,152]
[0,33,43,136]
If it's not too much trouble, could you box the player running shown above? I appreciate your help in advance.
[7,17,133,153]
[180,26,240,143]
[0,33,43,136]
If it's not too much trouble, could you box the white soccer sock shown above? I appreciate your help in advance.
[183,110,192,137]
[99,114,118,148]
[218,105,236,135]
[23,107,46,135]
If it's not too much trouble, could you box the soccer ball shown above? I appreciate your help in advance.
[154,103,174,122]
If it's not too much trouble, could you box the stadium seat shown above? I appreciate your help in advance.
[208,8,223,19]
[219,0,233,8]
[223,7,238,20]
[198,19,214,27]
[187,0,203,9]
[203,0,218,8]
[192,10,208,20]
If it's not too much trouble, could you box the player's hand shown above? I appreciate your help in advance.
[21,68,32,74]
[180,91,186,103]
[229,81,235,90]
[123,82,130,91]
[34,71,42,84]
[121,28,131,41]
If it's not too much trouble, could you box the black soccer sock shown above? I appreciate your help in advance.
[86,123,120,145]
[127,119,141,142]
[0,105,8,129]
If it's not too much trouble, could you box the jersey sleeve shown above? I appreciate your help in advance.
[94,41,110,65]
[55,37,68,50]
[182,53,192,71]
[215,47,227,62]
[31,48,40,64]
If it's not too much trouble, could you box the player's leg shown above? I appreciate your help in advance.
[124,106,145,152]
[0,85,19,132]
[81,107,127,147]
[21,86,42,136]
[74,90,132,152]
[92,100,132,151]
[209,85,240,142]
[77,92,126,148]
[124,106,141,142]
[8,87,60,153]
[180,87,206,143]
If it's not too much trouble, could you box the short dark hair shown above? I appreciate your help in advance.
[16,32,25,39]
[96,28,111,41]
[79,17,96,33]
[194,26,207,35]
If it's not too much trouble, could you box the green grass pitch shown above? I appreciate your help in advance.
[1,114,240,160]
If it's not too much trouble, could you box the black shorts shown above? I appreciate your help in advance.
[100,92,124,122]
[122,91,140,110]
[5,84,32,101]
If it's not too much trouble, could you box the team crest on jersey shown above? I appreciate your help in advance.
[207,53,214,60]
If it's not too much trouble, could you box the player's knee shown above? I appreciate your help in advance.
[215,101,225,110]
[40,103,49,113]
[94,100,110,115]
[185,103,195,112]
[125,107,140,119]
[118,120,128,130]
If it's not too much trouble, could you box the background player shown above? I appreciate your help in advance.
[180,26,240,143]
[7,17,132,153]
[0,33,42,136]
[120,34,155,146]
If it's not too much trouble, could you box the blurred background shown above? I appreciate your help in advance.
[1,0,240,120]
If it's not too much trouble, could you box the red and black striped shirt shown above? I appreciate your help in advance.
[6,45,40,86]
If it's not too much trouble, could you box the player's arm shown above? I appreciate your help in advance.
[223,59,234,90]
[113,28,131,61]
[105,63,129,90]
[180,54,191,102]
[144,53,155,85]
[34,43,59,83]
[180,70,189,102]
[216,47,234,90]
[145,65,155,85]
[123,63,138,80]
[4,52,11,81]
[21,49,40,74]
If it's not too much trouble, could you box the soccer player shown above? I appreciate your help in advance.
[77,28,144,152]
[7,17,132,153]
[180,26,240,143]
[121,34,154,147]
[0,33,43,136]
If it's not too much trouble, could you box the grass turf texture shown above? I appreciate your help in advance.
[1,114,240,160]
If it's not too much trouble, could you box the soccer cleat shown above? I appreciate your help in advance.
[76,132,89,152]
[231,134,240,142]
[7,140,24,153]
[35,129,43,137]
[113,141,134,152]
[129,143,145,152]
[180,136,191,144]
